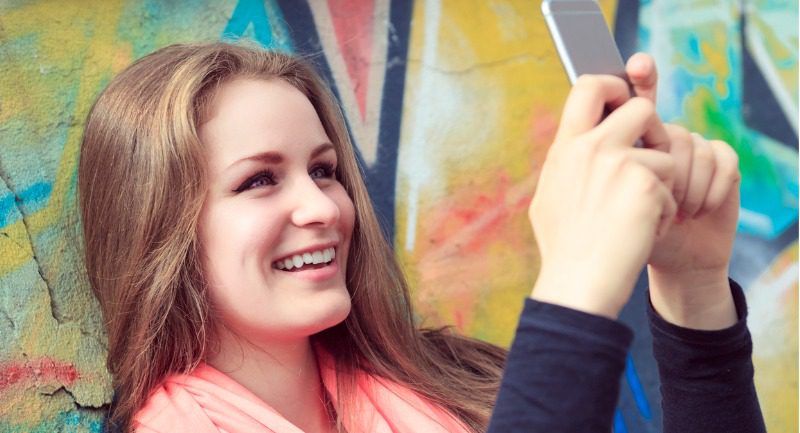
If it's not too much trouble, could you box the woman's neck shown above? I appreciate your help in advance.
[206,332,337,433]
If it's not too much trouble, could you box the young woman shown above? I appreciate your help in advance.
[78,42,764,433]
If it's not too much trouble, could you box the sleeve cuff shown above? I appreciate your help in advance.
[524,298,634,353]
[647,279,749,346]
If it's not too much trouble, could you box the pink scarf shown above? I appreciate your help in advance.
[133,353,471,433]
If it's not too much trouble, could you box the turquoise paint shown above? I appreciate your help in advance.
[0,410,104,433]
[687,33,701,60]
[0,194,20,228]
[18,182,51,208]
[222,0,293,52]
[0,182,51,228]
[641,2,798,239]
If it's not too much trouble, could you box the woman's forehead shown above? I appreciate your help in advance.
[199,78,332,169]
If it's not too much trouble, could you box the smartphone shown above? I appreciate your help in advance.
[541,0,628,85]
[542,0,641,146]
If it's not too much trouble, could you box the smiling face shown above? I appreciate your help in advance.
[198,78,355,346]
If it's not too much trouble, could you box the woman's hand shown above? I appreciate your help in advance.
[646,126,740,329]
[626,53,740,330]
[528,74,677,319]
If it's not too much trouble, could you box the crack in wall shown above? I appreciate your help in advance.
[1,231,26,251]
[0,308,15,330]
[0,161,63,326]
[406,53,550,75]
[40,386,110,411]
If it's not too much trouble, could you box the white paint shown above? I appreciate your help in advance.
[747,258,798,357]
[738,207,774,236]
[403,0,442,252]
[398,2,508,253]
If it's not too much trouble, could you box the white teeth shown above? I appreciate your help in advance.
[275,247,337,271]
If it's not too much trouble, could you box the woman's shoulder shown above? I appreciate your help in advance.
[132,364,228,433]
[133,363,288,433]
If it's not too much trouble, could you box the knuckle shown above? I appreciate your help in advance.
[668,124,693,146]
[640,173,661,194]
[596,149,624,170]
[713,139,739,166]
[693,143,714,163]
[729,167,742,183]
[627,165,658,192]
[663,155,677,175]
[574,74,600,90]
[631,97,656,116]
[573,137,599,160]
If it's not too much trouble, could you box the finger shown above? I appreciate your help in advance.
[626,52,658,102]
[593,97,670,152]
[555,75,633,142]
[664,124,694,205]
[624,148,676,191]
[656,178,678,239]
[680,133,715,218]
[622,163,676,239]
[698,140,741,217]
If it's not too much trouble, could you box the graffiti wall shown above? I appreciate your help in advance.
[0,1,796,432]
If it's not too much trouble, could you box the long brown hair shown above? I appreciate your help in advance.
[78,42,505,432]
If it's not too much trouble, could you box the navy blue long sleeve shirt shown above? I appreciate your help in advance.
[487,280,766,433]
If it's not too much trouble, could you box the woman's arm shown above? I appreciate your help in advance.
[487,297,632,432]
[488,53,765,432]
[649,280,766,433]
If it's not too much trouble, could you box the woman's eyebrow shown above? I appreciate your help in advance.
[226,142,335,171]
[311,142,335,159]
[228,151,283,170]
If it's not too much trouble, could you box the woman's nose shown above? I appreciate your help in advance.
[290,177,341,228]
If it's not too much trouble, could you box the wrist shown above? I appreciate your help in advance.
[647,265,737,330]
[530,265,628,320]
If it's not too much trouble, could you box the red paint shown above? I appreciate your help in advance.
[327,0,374,120]
[422,170,538,259]
[0,357,79,393]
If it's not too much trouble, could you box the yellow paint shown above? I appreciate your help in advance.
[32,0,124,225]
[0,220,34,272]
[399,0,617,345]
[699,39,731,98]
[750,242,799,433]
[0,386,74,426]
[0,1,124,279]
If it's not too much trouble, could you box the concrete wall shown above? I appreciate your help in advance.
[0,1,795,432]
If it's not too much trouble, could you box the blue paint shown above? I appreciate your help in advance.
[613,408,629,433]
[19,182,52,207]
[0,181,52,228]
[687,33,701,61]
[625,354,653,420]
[222,0,293,52]
[0,194,17,228]
[57,410,105,433]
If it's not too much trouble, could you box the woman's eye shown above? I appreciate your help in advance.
[310,163,336,180]
[235,170,275,192]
